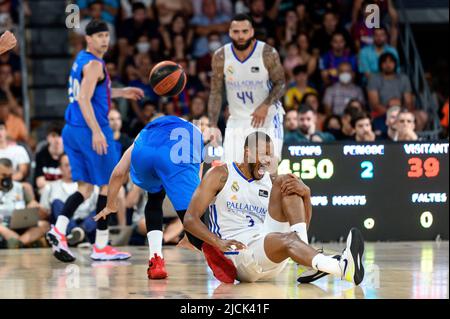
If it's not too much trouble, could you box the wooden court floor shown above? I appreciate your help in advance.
[0,241,447,299]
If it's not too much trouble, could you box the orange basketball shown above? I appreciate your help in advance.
[149,61,187,97]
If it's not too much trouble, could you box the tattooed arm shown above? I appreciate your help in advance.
[251,44,286,128]
[208,47,225,128]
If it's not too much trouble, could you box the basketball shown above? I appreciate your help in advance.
[149,61,187,97]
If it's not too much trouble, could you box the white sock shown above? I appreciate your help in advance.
[291,222,308,244]
[311,253,341,277]
[55,216,70,235]
[147,230,163,259]
[95,229,109,249]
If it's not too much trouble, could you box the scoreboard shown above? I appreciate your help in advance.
[278,142,449,241]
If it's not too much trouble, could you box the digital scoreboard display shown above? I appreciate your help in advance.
[278,142,449,241]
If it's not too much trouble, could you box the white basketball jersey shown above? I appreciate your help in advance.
[209,163,272,243]
[223,41,283,120]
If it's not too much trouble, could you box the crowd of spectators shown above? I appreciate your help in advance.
[0,0,449,249]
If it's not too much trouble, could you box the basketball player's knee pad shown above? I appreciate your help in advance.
[145,191,165,232]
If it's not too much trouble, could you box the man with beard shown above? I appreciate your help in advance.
[285,105,335,144]
[183,132,365,284]
[368,52,413,117]
[208,14,285,171]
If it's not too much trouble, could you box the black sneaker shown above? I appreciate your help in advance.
[67,227,85,246]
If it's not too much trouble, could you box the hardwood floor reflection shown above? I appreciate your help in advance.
[0,241,447,299]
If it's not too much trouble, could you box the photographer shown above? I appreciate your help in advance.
[0,158,49,249]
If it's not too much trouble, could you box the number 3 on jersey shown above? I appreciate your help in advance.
[246,215,255,227]
[237,91,254,104]
[68,76,80,103]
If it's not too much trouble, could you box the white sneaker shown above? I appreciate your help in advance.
[297,252,340,284]
[340,228,365,285]
[46,225,76,262]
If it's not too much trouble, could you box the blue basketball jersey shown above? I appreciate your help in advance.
[65,50,111,127]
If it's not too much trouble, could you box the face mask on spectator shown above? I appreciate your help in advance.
[136,42,150,53]
[339,72,352,84]
[209,41,222,53]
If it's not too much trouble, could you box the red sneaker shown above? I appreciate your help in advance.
[147,253,168,279]
[202,242,237,284]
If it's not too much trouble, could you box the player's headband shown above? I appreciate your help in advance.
[85,21,109,36]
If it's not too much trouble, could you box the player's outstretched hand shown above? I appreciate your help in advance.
[281,174,311,197]
[94,206,116,222]
[217,239,246,253]
[92,130,108,155]
[208,126,223,147]
[0,31,17,55]
[251,104,269,128]
[121,87,145,100]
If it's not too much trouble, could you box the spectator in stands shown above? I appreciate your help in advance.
[279,10,299,47]
[395,108,419,141]
[312,10,353,56]
[196,32,220,72]
[352,0,398,48]
[283,42,303,81]
[300,92,326,131]
[161,13,194,57]
[192,0,233,18]
[367,52,413,117]
[295,32,317,77]
[0,63,20,109]
[372,97,401,137]
[127,184,184,245]
[285,105,335,144]
[0,96,27,142]
[0,120,29,181]
[0,158,49,249]
[176,58,207,100]
[106,61,128,122]
[129,100,158,138]
[376,105,400,140]
[283,109,299,138]
[78,0,119,25]
[359,27,399,80]
[117,2,159,66]
[108,109,133,156]
[350,0,375,51]
[323,61,365,116]
[248,0,277,41]
[39,154,98,246]
[76,1,116,45]
[351,112,376,142]
[154,0,193,26]
[126,52,160,122]
[323,114,344,140]
[340,103,361,140]
[190,0,230,58]
[189,95,207,121]
[320,31,358,87]
[284,65,317,111]
[34,125,64,193]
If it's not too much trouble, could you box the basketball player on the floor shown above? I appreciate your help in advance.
[94,115,239,280]
[208,14,332,283]
[46,20,144,262]
[184,132,365,284]
[208,13,285,167]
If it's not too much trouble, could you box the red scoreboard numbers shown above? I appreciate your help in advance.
[408,157,440,178]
